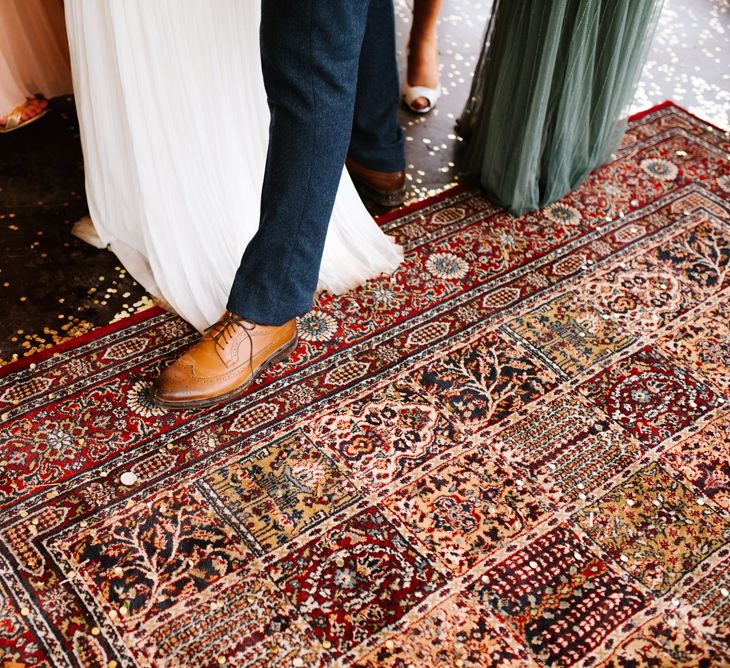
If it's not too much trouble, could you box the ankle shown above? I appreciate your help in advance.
[408,31,438,56]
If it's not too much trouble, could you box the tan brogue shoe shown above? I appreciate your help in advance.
[152,311,298,409]
[345,156,406,207]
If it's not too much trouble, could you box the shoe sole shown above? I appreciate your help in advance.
[152,334,298,410]
[351,179,406,208]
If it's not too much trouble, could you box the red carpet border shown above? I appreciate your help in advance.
[1,102,730,667]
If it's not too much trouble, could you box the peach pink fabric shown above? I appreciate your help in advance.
[0,0,71,114]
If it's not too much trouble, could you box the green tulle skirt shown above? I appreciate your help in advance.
[457,0,664,215]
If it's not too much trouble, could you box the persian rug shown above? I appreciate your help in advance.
[1,101,729,667]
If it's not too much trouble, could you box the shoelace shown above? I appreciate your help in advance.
[206,313,256,376]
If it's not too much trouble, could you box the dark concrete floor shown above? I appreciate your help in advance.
[1,0,727,364]
[394,0,491,202]
[0,97,149,364]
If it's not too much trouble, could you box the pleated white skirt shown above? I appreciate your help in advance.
[64,0,403,331]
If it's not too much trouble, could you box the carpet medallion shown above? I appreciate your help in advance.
[1,102,730,667]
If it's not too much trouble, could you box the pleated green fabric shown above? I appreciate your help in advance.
[458,0,664,215]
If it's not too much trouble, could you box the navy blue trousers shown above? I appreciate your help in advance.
[226,0,405,325]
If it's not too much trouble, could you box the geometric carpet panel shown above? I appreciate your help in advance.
[1,102,729,666]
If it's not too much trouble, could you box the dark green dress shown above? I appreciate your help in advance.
[458,0,664,215]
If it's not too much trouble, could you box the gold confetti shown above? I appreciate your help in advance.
[120,472,138,486]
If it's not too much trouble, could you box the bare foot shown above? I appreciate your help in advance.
[407,36,439,111]
[0,98,49,129]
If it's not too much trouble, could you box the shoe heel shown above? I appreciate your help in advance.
[270,335,298,366]
[353,181,406,208]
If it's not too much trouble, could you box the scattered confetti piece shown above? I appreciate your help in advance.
[120,472,138,486]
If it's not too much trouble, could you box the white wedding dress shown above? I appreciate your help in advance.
[64,0,403,332]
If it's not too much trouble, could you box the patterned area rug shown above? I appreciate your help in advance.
[1,102,729,667]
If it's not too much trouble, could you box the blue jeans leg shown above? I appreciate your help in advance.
[226,0,404,326]
[350,0,405,172]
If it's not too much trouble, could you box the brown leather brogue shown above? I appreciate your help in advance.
[152,311,298,409]
[345,156,406,207]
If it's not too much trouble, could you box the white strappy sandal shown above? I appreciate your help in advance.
[401,82,441,114]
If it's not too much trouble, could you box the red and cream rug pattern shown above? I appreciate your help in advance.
[1,102,729,667]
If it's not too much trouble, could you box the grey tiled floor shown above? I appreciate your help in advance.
[634,0,729,127]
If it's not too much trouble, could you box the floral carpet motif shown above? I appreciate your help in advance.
[1,102,729,667]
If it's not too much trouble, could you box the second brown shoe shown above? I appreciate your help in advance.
[152,311,298,409]
[345,156,406,207]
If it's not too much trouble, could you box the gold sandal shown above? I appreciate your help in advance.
[0,98,48,134]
